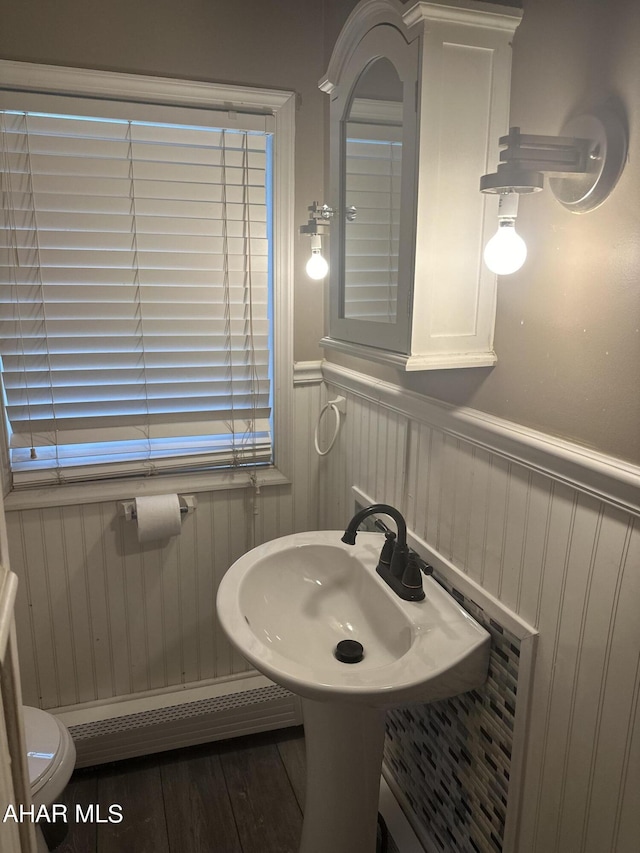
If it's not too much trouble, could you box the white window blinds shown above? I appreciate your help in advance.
[0,100,273,485]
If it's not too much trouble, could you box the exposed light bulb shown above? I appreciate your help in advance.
[483,193,526,275]
[483,220,527,275]
[306,248,329,280]
[305,234,329,280]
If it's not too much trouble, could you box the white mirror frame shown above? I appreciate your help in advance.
[329,22,420,354]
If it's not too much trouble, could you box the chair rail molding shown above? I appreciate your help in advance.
[293,361,324,385]
[322,362,640,516]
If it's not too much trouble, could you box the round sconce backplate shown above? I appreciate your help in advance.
[549,107,627,213]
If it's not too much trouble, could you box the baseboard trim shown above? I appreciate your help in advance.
[380,769,427,853]
[381,765,434,853]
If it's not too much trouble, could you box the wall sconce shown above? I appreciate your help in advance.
[300,201,333,280]
[299,202,357,280]
[479,106,627,274]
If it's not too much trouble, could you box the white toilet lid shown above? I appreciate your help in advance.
[23,706,62,788]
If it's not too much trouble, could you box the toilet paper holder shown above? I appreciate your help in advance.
[118,494,198,522]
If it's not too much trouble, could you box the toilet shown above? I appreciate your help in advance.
[23,706,76,852]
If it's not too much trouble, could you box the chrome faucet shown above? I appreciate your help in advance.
[341,504,427,601]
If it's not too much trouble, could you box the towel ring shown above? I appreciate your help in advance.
[314,398,343,456]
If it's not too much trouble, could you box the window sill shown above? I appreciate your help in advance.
[3,466,291,512]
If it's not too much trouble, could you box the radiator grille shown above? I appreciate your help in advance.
[69,684,291,741]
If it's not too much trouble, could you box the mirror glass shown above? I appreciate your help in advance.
[342,57,403,324]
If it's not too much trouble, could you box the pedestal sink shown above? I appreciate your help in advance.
[216,531,490,853]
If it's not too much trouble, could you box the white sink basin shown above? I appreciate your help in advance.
[217,531,490,708]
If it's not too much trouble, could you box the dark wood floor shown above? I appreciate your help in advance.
[54,727,307,853]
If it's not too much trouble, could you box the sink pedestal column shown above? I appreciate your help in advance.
[299,698,386,853]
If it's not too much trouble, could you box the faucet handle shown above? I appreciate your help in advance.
[402,552,426,594]
[379,530,396,566]
[412,553,433,576]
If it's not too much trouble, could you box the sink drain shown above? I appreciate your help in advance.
[334,639,364,664]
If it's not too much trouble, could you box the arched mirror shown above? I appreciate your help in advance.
[327,19,419,355]
[342,57,403,325]
[321,0,520,370]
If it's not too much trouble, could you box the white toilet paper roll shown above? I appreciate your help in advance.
[134,494,182,544]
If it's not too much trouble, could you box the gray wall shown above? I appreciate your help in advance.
[1,0,638,466]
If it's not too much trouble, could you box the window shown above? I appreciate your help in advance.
[0,63,294,490]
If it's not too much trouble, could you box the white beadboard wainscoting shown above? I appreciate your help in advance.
[319,362,639,853]
[4,364,324,721]
[3,357,639,852]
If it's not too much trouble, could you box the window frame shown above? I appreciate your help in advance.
[0,60,295,510]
